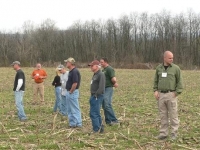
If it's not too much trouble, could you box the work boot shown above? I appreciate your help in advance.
[157,135,167,140]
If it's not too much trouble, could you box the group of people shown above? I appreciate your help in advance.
[12,51,183,139]
[51,57,119,133]
[12,57,119,134]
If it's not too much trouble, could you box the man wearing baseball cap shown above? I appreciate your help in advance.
[64,57,82,128]
[11,61,27,122]
[88,60,105,134]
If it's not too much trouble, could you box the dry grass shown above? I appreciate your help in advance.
[0,67,200,149]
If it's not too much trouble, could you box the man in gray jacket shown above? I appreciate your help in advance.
[88,60,105,134]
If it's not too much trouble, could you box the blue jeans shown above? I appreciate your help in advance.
[53,86,62,112]
[66,89,82,127]
[90,94,103,132]
[14,91,27,120]
[102,87,118,124]
[60,95,67,116]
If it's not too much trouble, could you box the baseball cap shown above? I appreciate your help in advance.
[64,57,75,64]
[57,64,64,70]
[88,60,100,66]
[11,61,20,66]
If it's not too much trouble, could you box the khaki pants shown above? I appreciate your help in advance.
[158,92,179,136]
[33,82,44,102]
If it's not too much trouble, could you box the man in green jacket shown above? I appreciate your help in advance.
[153,51,183,140]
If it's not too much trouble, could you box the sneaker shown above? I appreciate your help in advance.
[107,121,119,126]
[171,134,177,140]
[69,125,82,129]
[157,135,167,140]
[20,119,27,122]
[88,131,98,136]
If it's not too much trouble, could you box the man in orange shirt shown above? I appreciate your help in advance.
[31,63,47,104]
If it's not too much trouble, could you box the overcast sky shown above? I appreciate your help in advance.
[0,0,199,31]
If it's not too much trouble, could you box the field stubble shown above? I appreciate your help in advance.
[0,67,200,149]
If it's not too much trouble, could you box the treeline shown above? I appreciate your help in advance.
[1,10,200,68]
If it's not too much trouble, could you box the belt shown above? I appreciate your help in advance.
[160,90,175,93]
[35,82,43,84]
[67,88,79,91]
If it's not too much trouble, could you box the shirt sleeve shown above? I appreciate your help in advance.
[18,71,24,79]
[32,71,35,77]
[43,70,47,76]
[72,70,78,84]
[16,79,23,91]
[95,73,105,96]
[55,76,61,84]
[108,68,115,78]
[52,76,61,86]
[52,76,57,86]
[175,67,183,94]
[153,69,159,92]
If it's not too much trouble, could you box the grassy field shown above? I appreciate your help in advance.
[0,67,200,150]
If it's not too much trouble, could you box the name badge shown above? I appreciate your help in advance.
[162,73,167,77]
